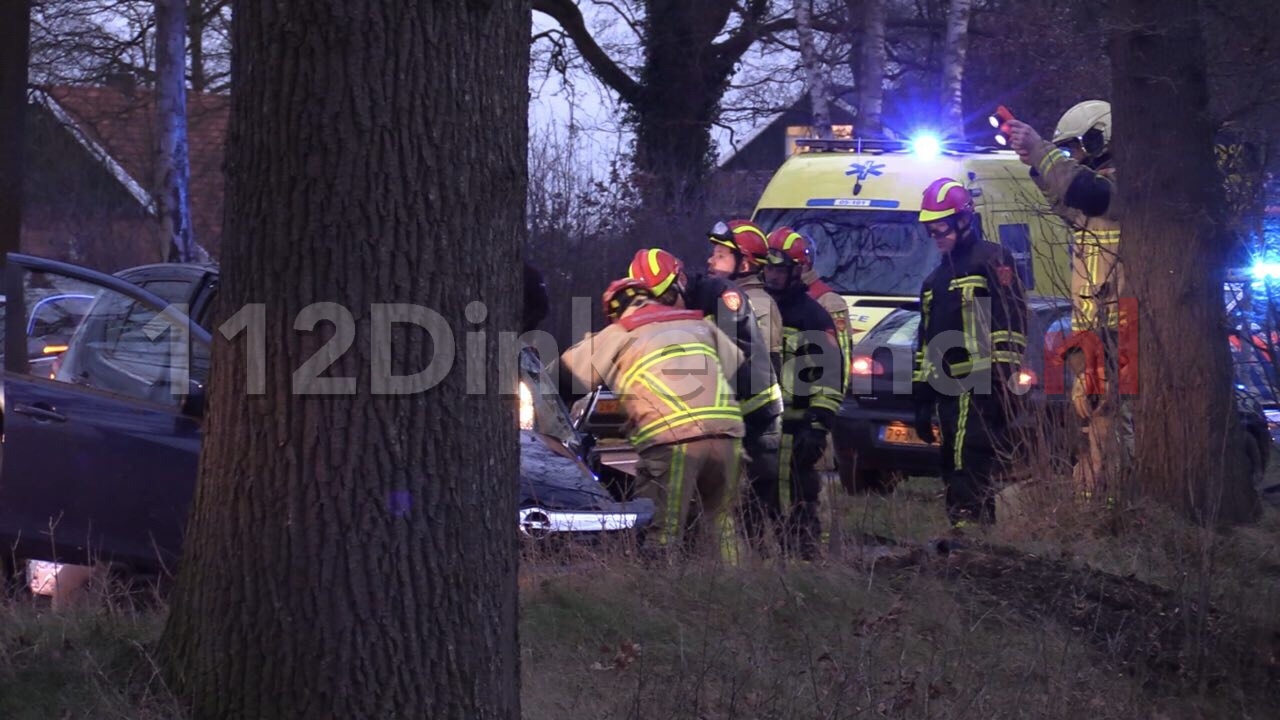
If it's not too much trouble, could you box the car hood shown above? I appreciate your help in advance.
[518,430,620,510]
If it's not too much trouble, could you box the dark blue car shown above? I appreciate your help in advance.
[0,254,651,583]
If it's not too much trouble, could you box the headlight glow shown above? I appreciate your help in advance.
[519,381,535,430]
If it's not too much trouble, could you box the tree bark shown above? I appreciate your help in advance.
[0,0,31,267]
[159,1,528,717]
[796,0,831,140]
[940,0,972,139]
[1110,0,1260,523]
[856,0,887,137]
[154,0,195,262]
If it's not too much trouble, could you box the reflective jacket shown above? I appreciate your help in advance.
[803,270,852,394]
[558,300,745,452]
[736,274,784,376]
[769,284,845,428]
[683,272,784,422]
[1028,141,1125,332]
[911,233,1028,392]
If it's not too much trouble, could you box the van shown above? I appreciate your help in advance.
[750,138,1075,341]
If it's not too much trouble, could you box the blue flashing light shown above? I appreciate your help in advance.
[911,134,941,158]
[1250,262,1280,279]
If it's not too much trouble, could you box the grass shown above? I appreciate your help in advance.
[3,477,1279,719]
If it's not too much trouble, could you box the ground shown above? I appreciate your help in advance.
[2,476,1279,719]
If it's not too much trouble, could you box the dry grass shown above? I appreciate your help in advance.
[3,483,1278,720]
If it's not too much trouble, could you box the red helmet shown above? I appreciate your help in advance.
[627,248,683,297]
[918,178,974,223]
[708,219,770,266]
[601,277,651,322]
[765,227,813,269]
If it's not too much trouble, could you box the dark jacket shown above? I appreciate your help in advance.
[769,284,844,429]
[683,272,783,425]
[912,231,1028,403]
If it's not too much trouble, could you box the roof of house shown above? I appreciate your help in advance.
[31,82,228,259]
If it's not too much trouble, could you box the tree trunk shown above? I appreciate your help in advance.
[154,0,196,262]
[1110,0,1260,523]
[0,0,30,267]
[856,0,887,137]
[796,0,831,140]
[188,0,205,92]
[940,0,972,139]
[159,1,528,718]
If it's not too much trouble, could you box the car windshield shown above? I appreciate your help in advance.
[754,209,938,296]
[859,308,920,349]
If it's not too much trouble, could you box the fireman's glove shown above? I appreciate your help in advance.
[793,425,828,469]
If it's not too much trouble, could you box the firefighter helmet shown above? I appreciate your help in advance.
[601,277,651,322]
[627,248,683,297]
[918,178,974,223]
[1051,100,1111,157]
[765,227,814,269]
[708,219,771,266]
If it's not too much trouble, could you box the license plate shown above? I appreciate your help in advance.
[880,423,937,445]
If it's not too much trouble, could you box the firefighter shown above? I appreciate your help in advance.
[761,233,845,559]
[768,227,853,393]
[558,278,746,559]
[1006,100,1133,472]
[707,219,785,376]
[911,178,1028,527]
[767,227,851,484]
[627,248,785,553]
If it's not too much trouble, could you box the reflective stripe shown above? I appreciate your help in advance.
[933,180,964,203]
[947,357,991,374]
[1076,229,1121,245]
[662,443,688,544]
[990,330,1027,347]
[811,388,843,413]
[741,383,782,416]
[948,275,989,291]
[632,407,743,445]
[620,343,717,391]
[955,393,970,470]
[1037,151,1060,177]
[991,350,1022,365]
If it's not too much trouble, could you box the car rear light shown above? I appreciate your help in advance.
[1016,369,1037,389]
[850,355,885,376]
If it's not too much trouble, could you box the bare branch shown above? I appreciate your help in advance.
[533,0,642,104]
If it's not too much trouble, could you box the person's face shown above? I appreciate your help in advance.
[925,220,957,253]
[762,264,795,292]
[707,244,737,277]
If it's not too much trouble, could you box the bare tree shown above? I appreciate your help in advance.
[1110,0,1260,523]
[154,0,195,262]
[796,0,831,138]
[855,0,888,136]
[534,0,798,213]
[939,0,972,139]
[159,0,528,716]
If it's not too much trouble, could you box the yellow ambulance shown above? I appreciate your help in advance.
[750,137,1074,342]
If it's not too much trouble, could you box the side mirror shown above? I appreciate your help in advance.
[182,382,207,417]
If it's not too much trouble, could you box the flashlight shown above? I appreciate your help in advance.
[989,105,1015,146]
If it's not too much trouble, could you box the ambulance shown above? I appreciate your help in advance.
[750,137,1075,341]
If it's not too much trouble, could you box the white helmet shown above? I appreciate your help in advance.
[1051,100,1111,158]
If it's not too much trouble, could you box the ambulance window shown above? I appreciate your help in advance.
[998,223,1034,290]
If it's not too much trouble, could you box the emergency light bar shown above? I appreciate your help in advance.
[794,138,1003,155]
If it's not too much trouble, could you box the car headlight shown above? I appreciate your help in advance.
[519,381,535,431]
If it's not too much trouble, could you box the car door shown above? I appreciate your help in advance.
[0,253,210,572]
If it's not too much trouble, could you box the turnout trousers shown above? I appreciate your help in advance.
[937,390,1007,525]
[778,420,824,559]
[634,436,743,560]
